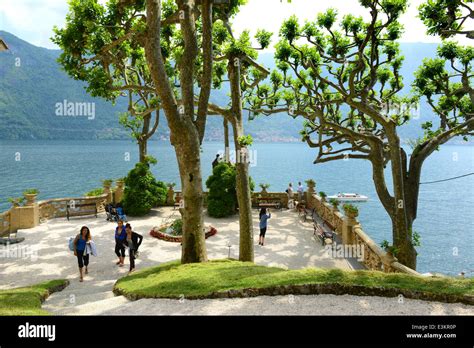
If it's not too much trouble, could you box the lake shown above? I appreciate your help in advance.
[0,140,472,276]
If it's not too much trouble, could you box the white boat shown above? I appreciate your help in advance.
[327,193,368,202]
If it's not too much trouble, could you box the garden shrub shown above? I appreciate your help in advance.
[206,162,255,218]
[122,159,167,216]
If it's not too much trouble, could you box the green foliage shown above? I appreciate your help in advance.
[329,198,339,208]
[122,159,167,216]
[305,179,316,187]
[259,183,270,190]
[85,188,104,197]
[419,0,473,39]
[380,240,400,256]
[412,230,422,248]
[23,189,39,195]
[102,179,113,186]
[170,219,183,236]
[8,197,25,206]
[237,134,253,147]
[255,29,273,50]
[318,191,327,199]
[343,203,359,215]
[206,162,255,218]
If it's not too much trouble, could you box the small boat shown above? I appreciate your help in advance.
[327,193,368,202]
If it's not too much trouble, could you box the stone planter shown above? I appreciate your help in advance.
[116,180,125,189]
[150,224,217,243]
[344,210,359,219]
[24,194,37,206]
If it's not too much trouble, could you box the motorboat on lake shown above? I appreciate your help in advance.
[327,193,368,202]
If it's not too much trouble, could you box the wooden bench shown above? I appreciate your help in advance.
[313,221,335,246]
[66,202,98,221]
[257,197,282,210]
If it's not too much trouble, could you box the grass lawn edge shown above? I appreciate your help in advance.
[0,279,70,316]
[112,260,474,306]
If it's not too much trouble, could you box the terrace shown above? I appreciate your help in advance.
[0,204,357,314]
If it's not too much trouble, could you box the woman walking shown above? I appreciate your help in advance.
[124,223,143,274]
[115,220,127,267]
[259,208,271,246]
[73,226,92,282]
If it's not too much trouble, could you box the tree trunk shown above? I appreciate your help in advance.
[176,139,208,264]
[388,133,417,269]
[138,139,147,163]
[229,55,254,262]
[232,121,254,262]
[223,119,230,163]
[144,0,208,263]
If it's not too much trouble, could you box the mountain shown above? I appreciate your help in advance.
[0,31,467,143]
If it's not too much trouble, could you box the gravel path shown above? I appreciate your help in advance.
[90,295,474,316]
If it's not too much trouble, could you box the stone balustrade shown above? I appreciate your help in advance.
[308,192,419,276]
[1,181,116,234]
[38,195,109,222]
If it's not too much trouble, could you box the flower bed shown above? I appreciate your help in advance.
[150,224,217,243]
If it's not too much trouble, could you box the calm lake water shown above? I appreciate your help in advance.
[0,140,473,276]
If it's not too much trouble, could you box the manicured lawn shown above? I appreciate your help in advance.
[114,259,473,300]
[0,279,69,316]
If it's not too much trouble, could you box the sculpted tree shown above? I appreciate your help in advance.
[207,27,271,261]
[419,0,473,39]
[54,0,245,263]
[248,0,473,269]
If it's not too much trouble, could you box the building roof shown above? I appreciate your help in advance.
[0,38,9,51]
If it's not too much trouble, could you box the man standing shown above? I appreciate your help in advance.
[212,154,221,169]
[297,182,304,202]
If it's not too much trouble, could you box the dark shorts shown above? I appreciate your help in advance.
[259,227,267,238]
[76,249,89,268]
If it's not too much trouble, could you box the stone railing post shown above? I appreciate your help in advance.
[342,213,358,245]
[10,204,39,232]
[114,180,125,204]
[103,182,113,204]
[166,186,175,206]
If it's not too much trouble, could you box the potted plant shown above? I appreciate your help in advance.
[329,198,339,211]
[23,189,39,206]
[319,191,327,201]
[8,197,25,207]
[102,179,113,192]
[343,203,359,218]
[380,240,399,257]
[115,177,125,189]
[305,179,316,191]
[259,183,270,194]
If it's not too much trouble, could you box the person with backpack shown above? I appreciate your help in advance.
[258,208,271,246]
[124,223,143,274]
[73,226,92,282]
[115,220,127,267]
